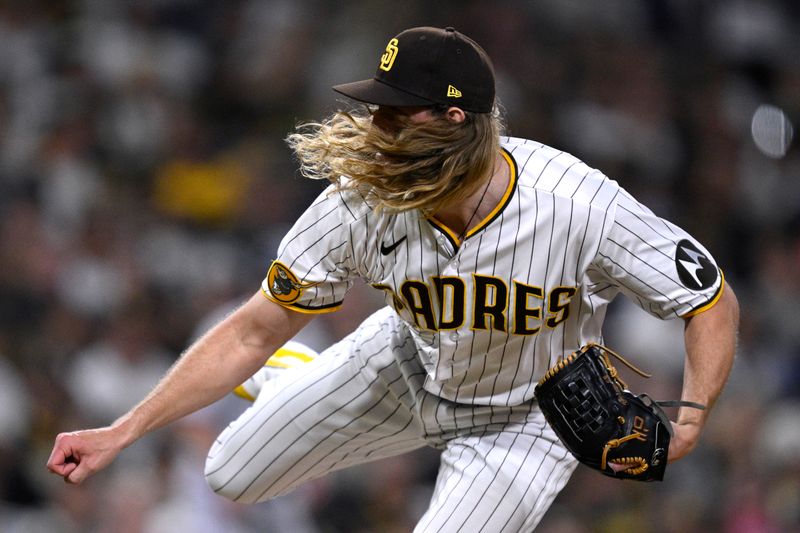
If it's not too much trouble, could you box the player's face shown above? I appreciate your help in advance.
[370,105,438,133]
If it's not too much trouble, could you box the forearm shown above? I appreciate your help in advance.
[678,283,740,428]
[47,292,313,484]
[112,293,309,447]
[112,323,268,446]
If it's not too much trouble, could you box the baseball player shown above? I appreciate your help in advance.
[48,27,739,531]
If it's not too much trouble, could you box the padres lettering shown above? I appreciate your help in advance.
[376,276,577,333]
[379,38,399,71]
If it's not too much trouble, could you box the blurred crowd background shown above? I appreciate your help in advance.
[0,1,798,532]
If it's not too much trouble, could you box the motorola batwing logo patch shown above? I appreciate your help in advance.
[675,239,718,290]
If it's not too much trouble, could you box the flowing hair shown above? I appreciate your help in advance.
[286,105,505,214]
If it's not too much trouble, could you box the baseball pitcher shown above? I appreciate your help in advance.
[48,27,739,532]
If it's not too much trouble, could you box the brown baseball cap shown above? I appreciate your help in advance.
[333,26,496,113]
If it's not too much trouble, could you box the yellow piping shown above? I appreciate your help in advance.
[682,271,725,318]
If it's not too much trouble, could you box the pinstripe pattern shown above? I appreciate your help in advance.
[262,137,721,406]
[229,135,726,527]
[414,433,575,532]
[207,309,424,502]
[207,308,576,529]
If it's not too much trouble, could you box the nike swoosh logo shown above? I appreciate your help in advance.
[380,236,407,255]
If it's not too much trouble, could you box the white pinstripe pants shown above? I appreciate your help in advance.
[205,307,577,532]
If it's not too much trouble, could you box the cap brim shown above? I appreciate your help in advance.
[332,78,435,107]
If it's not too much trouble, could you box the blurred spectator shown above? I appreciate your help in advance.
[64,301,172,423]
[0,1,798,531]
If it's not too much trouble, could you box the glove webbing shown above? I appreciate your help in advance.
[586,343,708,412]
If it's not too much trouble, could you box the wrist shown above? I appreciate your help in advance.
[110,413,147,449]
[676,403,708,428]
[673,419,704,444]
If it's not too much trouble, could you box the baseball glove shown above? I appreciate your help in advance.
[534,343,704,482]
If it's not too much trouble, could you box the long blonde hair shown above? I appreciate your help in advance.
[286,105,505,214]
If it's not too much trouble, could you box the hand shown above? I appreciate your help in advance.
[47,426,127,484]
[667,421,703,463]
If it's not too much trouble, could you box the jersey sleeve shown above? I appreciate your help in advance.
[591,190,724,319]
[261,186,356,314]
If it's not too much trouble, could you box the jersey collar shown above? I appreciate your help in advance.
[428,148,518,248]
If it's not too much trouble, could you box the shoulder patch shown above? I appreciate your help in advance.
[266,261,319,304]
[675,239,718,290]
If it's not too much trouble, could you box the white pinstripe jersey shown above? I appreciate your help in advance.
[263,136,723,406]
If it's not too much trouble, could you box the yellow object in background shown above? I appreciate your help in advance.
[153,156,251,224]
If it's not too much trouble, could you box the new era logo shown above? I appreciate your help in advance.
[447,85,462,98]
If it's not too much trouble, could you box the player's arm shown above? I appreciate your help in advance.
[593,190,741,463]
[47,291,313,484]
[668,283,739,462]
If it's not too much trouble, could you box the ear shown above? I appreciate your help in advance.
[445,107,467,124]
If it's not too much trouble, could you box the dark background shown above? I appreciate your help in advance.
[0,1,798,531]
